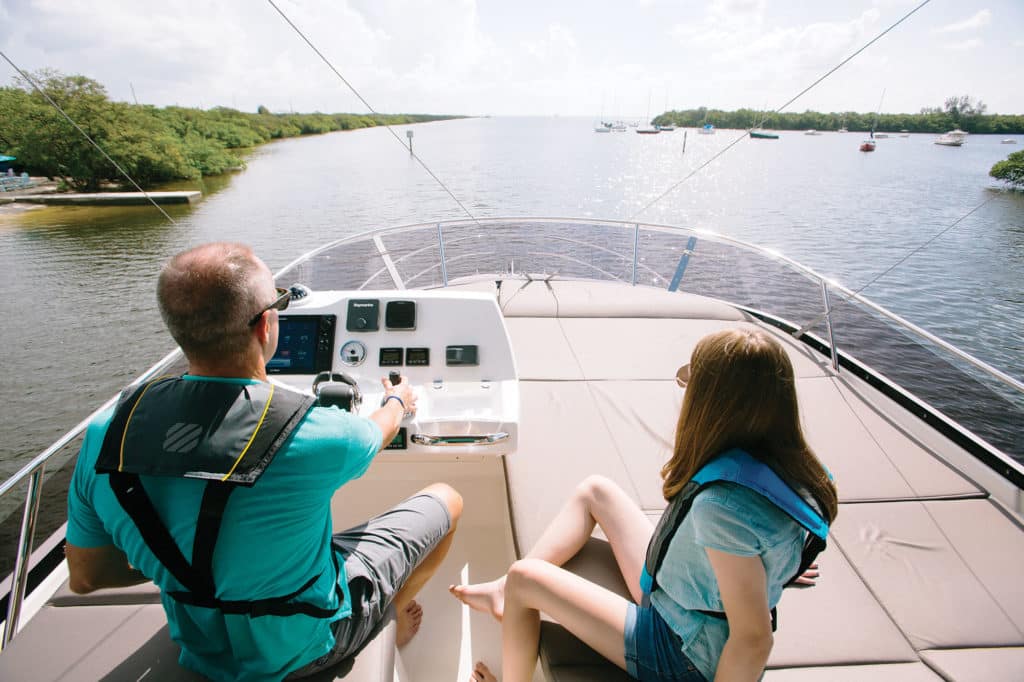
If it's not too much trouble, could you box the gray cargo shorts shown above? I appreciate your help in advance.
[287,492,451,678]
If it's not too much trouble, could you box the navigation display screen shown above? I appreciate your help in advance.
[268,318,319,373]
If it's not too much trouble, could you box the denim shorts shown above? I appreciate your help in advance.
[624,602,706,682]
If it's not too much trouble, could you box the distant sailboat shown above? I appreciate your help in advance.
[638,91,659,134]
[861,89,884,152]
[750,107,778,139]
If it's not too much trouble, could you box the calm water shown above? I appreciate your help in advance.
[1,118,1022,479]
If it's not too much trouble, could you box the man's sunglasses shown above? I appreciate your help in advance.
[249,287,291,326]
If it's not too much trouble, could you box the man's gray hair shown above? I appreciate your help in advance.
[157,242,268,362]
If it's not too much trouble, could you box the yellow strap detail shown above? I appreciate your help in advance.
[119,375,176,472]
[221,383,275,482]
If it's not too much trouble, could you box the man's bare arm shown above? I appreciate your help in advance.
[65,543,149,594]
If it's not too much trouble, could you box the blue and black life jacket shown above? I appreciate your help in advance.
[640,448,830,631]
[95,376,342,619]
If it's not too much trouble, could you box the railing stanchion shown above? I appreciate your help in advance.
[437,223,449,287]
[3,467,44,648]
[631,224,640,285]
[821,280,840,373]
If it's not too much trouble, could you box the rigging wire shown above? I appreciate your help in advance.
[628,0,933,222]
[265,0,480,226]
[0,50,178,226]
[792,192,999,337]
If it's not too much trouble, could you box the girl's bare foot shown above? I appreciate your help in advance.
[448,576,506,621]
[469,661,497,682]
[396,600,423,647]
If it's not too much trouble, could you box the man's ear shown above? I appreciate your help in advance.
[253,312,272,346]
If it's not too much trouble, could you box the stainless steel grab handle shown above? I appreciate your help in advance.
[410,432,510,446]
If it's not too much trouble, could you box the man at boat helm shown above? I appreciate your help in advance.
[64,242,463,681]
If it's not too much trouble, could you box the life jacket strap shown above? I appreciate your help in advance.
[109,472,341,619]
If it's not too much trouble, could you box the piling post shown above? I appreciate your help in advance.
[406,129,414,154]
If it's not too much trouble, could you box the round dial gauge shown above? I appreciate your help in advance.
[339,340,367,367]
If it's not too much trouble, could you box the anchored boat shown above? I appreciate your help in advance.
[2,217,1023,681]
[935,129,968,146]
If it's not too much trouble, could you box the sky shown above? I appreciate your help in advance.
[1,0,1022,117]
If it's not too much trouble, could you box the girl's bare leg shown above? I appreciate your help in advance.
[450,475,654,620]
[526,475,653,603]
[501,558,631,682]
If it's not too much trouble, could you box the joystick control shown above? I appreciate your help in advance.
[389,371,402,386]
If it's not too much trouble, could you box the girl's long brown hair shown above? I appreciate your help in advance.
[662,328,838,523]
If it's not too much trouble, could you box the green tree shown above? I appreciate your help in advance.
[990,151,1024,189]
[2,69,462,189]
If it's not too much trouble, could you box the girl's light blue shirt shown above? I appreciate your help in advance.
[649,481,804,681]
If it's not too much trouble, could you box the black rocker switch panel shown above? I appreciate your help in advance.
[446,345,479,366]
[346,299,380,332]
[314,316,335,372]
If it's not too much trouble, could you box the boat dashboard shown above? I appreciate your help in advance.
[266,288,519,458]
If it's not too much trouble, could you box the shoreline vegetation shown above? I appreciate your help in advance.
[652,97,1024,136]
[0,71,462,191]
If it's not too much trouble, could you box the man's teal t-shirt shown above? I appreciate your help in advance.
[66,376,383,682]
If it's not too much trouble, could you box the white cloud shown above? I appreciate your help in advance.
[1,1,1021,116]
[934,9,991,34]
[670,8,880,85]
[945,39,983,51]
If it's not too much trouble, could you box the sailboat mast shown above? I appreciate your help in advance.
[871,88,886,135]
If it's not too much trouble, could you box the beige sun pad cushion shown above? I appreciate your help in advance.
[48,578,161,607]
[919,647,1024,681]
[797,377,981,501]
[764,663,942,681]
[832,499,1024,650]
[539,525,917,672]
[0,603,397,682]
[505,318,585,380]
[581,377,980,509]
[0,604,203,681]
[556,318,830,381]
[465,278,747,320]
[509,382,640,555]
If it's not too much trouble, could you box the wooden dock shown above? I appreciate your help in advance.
[7,191,200,206]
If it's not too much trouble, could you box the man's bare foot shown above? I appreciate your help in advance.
[469,661,497,682]
[448,576,506,621]
[396,600,423,647]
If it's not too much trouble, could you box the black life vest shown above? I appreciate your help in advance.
[641,449,830,631]
[95,376,341,619]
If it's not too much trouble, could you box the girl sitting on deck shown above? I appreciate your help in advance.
[450,328,838,682]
